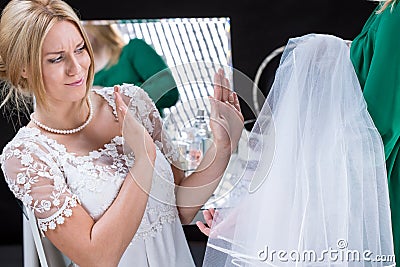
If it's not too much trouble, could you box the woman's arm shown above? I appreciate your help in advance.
[350,4,400,158]
[175,144,231,225]
[34,88,155,266]
[175,69,244,224]
[132,69,243,225]
[46,158,154,266]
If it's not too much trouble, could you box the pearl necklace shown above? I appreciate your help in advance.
[30,98,94,135]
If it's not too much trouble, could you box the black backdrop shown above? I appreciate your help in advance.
[0,0,377,245]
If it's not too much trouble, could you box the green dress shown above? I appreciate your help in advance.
[350,1,400,261]
[93,38,179,116]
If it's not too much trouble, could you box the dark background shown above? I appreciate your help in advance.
[0,0,377,245]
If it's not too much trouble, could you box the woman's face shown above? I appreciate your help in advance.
[40,20,91,104]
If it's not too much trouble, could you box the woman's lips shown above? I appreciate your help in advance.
[67,77,84,86]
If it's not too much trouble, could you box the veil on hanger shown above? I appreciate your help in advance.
[202,34,395,267]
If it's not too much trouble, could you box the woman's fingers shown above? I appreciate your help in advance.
[213,72,222,101]
[196,208,217,237]
[112,86,157,164]
[213,68,235,104]
[203,209,214,227]
[209,96,218,121]
[233,92,241,113]
[209,208,215,217]
[114,86,127,119]
[211,94,243,123]
[196,221,211,237]
[214,68,228,101]
[228,91,234,103]
[221,74,231,102]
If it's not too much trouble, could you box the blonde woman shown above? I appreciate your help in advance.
[350,0,400,262]
[83,24,179,117]
[0,0,244,266]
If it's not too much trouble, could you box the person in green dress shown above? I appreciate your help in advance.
[350,0,400,262]
[84,24,179,117]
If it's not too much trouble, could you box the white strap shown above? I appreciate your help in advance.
[25,206,49,267]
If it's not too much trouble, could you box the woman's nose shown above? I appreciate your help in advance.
[66,55,81,76]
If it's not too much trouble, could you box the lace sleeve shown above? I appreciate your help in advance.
[0,139,79,234]
[119,83,179,163]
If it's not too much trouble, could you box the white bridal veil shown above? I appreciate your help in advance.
[202,34,395,266]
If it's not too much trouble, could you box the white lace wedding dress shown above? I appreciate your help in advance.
[0,84,195,267]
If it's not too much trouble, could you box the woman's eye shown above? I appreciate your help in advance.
[76,45,86,53]
[48,56,63,63]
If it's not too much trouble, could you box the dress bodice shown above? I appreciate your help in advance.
[1,84,196,266]
[0,84,179,239]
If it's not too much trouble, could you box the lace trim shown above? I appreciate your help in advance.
[132,208,178,242]
[159,139,179,162]
[92,87,118,118]
[92,83,142,119]
[37,195,80,236]
[92,84,179,163]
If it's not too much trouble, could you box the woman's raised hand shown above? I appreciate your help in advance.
[196,208,215,237]
[114,86,156,162]
[209,68,244,154]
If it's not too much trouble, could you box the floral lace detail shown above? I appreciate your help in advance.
[159,138,179,162]
[37,195,79,235]
[0,134,79,228]
[92,86,118,119]
[93,84,157,135]
[0,84,180,241]
[133,204,178,242]
[93,84,179,161]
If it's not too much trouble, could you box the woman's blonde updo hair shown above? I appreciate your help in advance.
[83,23,125,69]
[0,0,95,116]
